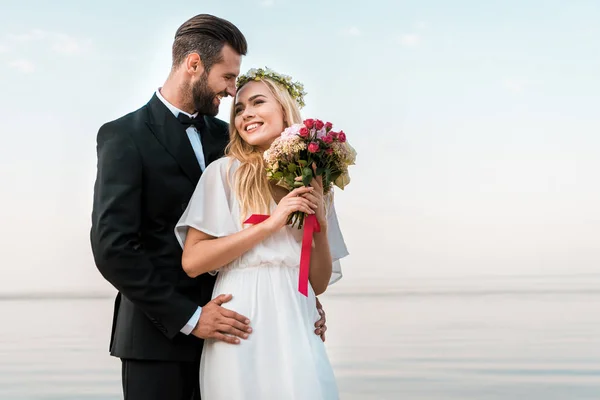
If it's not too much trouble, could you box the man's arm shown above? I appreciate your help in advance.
[90,124,198,339]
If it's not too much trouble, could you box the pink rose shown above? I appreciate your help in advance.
[299,126,309,137]
[325,122,333,131]
[325,148,334,155]
[304,119,315,129]
[338,130,346,142]
[315,120,324,130]
[308,142,320,153]
[329,131,338,139]
[322,135,333,144]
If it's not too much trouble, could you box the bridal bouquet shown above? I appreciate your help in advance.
[263,118,356,228]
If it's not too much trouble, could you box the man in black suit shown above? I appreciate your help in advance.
[90,14,327,400]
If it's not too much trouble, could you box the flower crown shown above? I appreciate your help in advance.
[236,67,307,109]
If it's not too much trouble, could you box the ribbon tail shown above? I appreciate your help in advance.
[299,214,320,297]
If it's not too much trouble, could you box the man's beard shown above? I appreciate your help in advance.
[191,73,222,116]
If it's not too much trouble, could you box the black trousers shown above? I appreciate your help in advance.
[121,358,201,400]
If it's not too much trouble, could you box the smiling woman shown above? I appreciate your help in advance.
[175,67,348,399]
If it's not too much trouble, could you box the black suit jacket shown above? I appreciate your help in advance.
[90,94,229,361]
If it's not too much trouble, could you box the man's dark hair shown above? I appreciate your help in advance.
[172,14,247,72]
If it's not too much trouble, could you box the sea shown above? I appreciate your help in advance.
[1,274,599,399]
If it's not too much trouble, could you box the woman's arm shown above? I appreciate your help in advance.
[308,227,333,296]
[182,223,273,277]
[182,186,318,277]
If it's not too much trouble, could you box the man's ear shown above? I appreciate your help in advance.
[186,53,205,75]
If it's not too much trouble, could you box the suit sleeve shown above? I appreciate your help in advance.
[90,124,198,339]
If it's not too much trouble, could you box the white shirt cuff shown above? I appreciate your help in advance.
[180,306,202,335]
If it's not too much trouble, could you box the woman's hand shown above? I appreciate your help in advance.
[264,186,317,233]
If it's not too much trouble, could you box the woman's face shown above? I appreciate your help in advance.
[233,80,285,150]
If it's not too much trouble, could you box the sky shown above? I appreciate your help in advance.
[0,0,599,294]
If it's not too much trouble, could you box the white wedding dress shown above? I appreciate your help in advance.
[175,157,348,400]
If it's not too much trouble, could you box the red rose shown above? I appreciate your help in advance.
[325,122,333,131]
[325,148,334,155]
[329,131,338,139]
[315,120,324,130]
[338,130,346,142]
[299,126,309,137]
[304,119,315,129]
[308,142,320,153]
[322,135,333,144]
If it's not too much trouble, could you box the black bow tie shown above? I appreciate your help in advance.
[177,113,205,131]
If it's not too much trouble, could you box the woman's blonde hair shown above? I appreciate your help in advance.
[225,77,303,221]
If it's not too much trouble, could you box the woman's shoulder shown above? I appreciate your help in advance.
[204,156,240,174]
[200,157,240,190]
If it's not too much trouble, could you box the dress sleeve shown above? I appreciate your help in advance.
[175,158,238,248]
[325,197,349,285]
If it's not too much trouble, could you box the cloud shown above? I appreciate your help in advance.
[503,78,527,94]
[339,27,361,37]
[0,44,8,54]
[398,33,421,47]
[6,29,90,55]
[8,59,35,73]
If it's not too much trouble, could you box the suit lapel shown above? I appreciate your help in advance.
[201,117,230,165]
[145,94,202,184]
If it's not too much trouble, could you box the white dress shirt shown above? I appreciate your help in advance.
[155,88,204,335]
[155,88,207,170]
